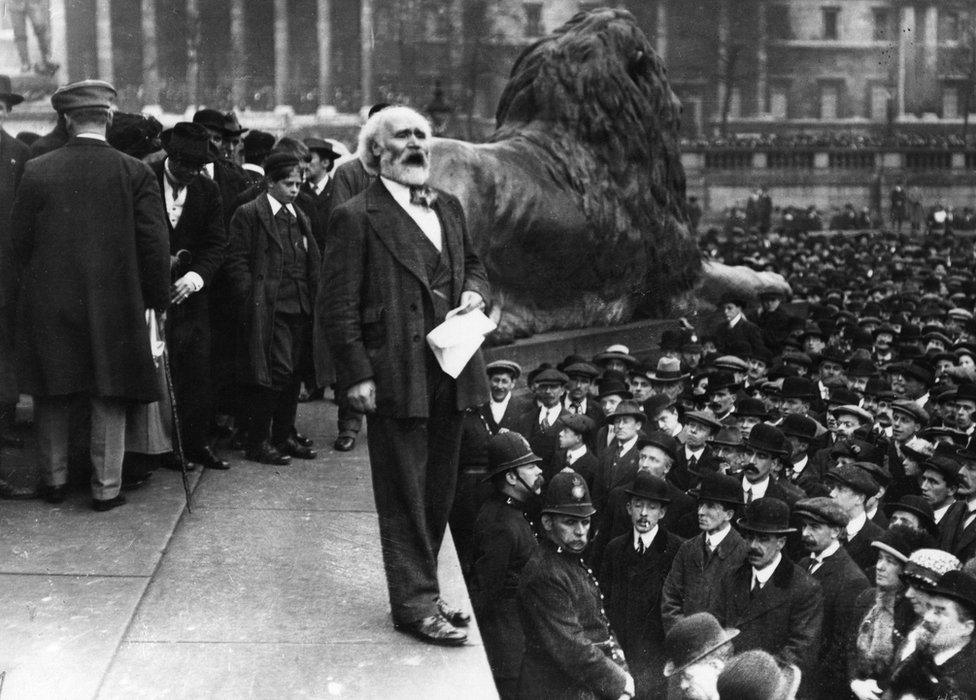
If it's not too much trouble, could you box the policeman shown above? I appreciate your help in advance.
[471,432,544,699]
[517,471,635,699]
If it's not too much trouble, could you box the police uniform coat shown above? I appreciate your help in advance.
[223,194,320,388]
[661,528,749,633]
[8,136,170,401]
[797,545,871,699]
[319,179,490,416]
[471,493,539,690]
[599,527,683,698]
[0,128,29,402]
[711,555,824,673]
[517,539,631,699]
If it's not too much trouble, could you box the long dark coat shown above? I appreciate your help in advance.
[797,546,871,699]
[222,195,319,388]
[890,641,976,700]
[0,129,30,402]
[8,136,170,401]
[599,527,683,698]
[846,517,886,577]
[517,539,630,699]
[318,179,490,417]
[711,554,824,673]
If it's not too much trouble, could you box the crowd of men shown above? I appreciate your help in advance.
[7,75,976,699]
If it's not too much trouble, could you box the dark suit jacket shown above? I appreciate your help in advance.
[8,137,170,401]
[592,438,642,512]
[952,507,976,563]
[514,405,573,472]
[662,528,749,634]
[937,500,967,553]
[890,641,976,700]
[301,176,335,236]
[714,317,766,355]
[319,179,490,417]
[711,555,824,673]
[458,394,534,468]
[223,195,320,388]
[797,546,871,698]
[211,158,249,227]
[0,129,29,402]
[845,517,886,577]
[550,447,600,487]
[670,445,720,491]
[331,157,373,208]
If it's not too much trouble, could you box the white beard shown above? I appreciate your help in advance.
[381,154,429,186]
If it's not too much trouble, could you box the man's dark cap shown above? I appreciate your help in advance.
[556,414,596,437]
[304,137,341,161]
[795,496,849,528]
[263,152,301,180]
[928,570,976,617]
[51,79,116,112]
[161,122,219,166]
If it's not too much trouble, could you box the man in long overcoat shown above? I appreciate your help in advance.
[7,80,169,510]
[319,106,490,646]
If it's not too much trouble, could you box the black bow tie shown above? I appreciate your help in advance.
[409,185,437,208]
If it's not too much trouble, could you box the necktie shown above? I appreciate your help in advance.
[541,411,551,429]
[966,509,976,530]
[571,402,583,415]
[636,539,646,555]
[688,455,698,472]
[276,207,294,223]
[807,557,819,573]
[165,174,184,199]
[745,488,753,504]
[409,185,437,208]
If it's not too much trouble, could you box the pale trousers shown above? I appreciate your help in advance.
[34,395,127,500]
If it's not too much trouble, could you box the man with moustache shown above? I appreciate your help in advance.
[592,400,647,513]
[781,414,829,497]
[662,472,747,633]
[794,497,870,699]
[710,497,824,676]
[320,106,490,646]
[517,471,635,699]
[740,424,803,507]
[514,367,572,471]
[471,432,544,699]
[705,372,739,423]
[563,362,604,426]
[600,472,683,698]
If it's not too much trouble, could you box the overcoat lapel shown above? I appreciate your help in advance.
[256,194,283,250]
[366,182,431,291]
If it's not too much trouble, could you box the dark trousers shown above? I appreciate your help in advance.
[247,312,307,448]
[366,370,462,624]
[336,391,364,437]
[167,306,212,457]
[450,465,492,578]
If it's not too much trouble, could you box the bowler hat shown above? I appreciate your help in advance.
[717,650,799,700]
[304,136,340,161]
[0,75,24,107]
[161,122,219,166]
[192,108,227,133]
[743,423,789,456]
[736,398,768,420]
[662,612,739,677]
[542,470,596,517]
[636,431,678,461]
[223,111,247,136]
[51,79,116,112]
[737,497,796,534]
[825,463,878,496]
[780,376,818,400]
[625,472,671,503]
[707,371,742,394]
[107,112,162,158]
[847,358,878,378]
[901,549,962,591]
[243,130,276,159]
[486,359,521,380]
[779,414,817,441]
[884,495,938,538]
[690,471,743,506]
[684,410,722,433]
[557,414,596,436]
[710,427,744,448]
[643,393,675,419]
[646,357,688,383]
[484,431,541,480]
[605,400,647,425]
[794,496,850,528]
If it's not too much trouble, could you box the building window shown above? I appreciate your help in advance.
[820,83,839,119]
[872,8,891,41]
[768,4,793,40]
[943,11,961,42]
[770,84,788,118]
[822,7,840,40]
[524,3,543,37]
[944,86,959,118]
[870,85,889,120]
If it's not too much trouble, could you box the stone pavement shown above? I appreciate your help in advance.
[0,399,496,699]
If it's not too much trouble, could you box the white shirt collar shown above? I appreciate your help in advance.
[846,511,867,539]
[266,194,297,218]
[743,475,770,499]
[489,392,511,424]
[752,552,782,587]
[204,162,215,178]
[933,644,969,666]
[381,176,416,207]
[728,313,742,328]
[618,435,638,454]
[685,444,705,460]
[792,454,809,472]
[933,502,953,523]
[76,131,106,141]
[706,524,732,549]
[634,525,658,551]
[242,163,264,175]
[566,444,587,463]
[811,540,841,563]
[312,173,330,194]
[539,403,562,424]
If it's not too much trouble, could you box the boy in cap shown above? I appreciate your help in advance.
[517,471,635,699]
[794,497,870,698]
[825,463,884,576]
[599,472,683,698]
[672,410,722,490]
[471,432,543,693]
[551,413,598,485]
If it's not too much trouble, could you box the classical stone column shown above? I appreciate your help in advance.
[186,0,200,109]
[716,0,730,122]
[317,0,333,110]
[655,0,667,62]
[360,0,375,111]
[49,0,67,75]
[274,0,289,107]
[95,0,114,84]
[141,0,159,107]
[230,0,246,108]
[898,5,916,115]
[756,0,767,115]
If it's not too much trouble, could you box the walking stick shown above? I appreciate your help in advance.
[159,318,193,513]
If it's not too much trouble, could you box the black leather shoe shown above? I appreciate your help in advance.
[333,435,356,452]
[44,484,68,504]
[192,446,230,471]
[122,472,153,491]
[277,436,317,460]
[245,442,291,466]
[436,599,471,627]
[395,615,467,647]
[92,494,126,512]
[292,431,314,448]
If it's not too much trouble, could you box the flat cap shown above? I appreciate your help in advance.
[891,400,929,424]
[51,79,116,112]
[531,367,569,385]
[795,496,850,528]
[485,359,522,379]
[825,463,878,496]
[557,414,596,436]
[684,410,722,432]
[563,362,601,379]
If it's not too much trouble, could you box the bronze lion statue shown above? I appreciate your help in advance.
[428,8,787,339]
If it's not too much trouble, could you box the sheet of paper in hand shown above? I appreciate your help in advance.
[426,308,497,378]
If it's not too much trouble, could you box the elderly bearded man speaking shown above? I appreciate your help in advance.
[319,106,490,646]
